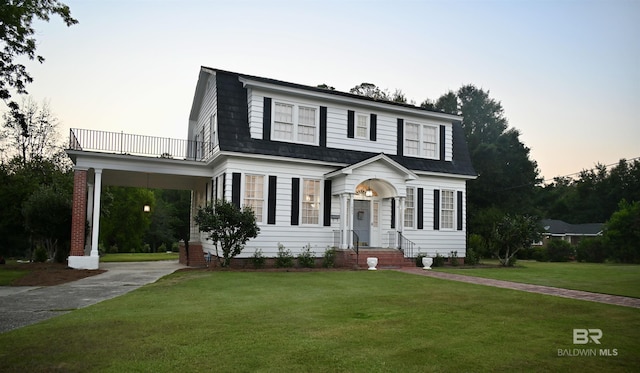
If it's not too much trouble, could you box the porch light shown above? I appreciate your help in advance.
[365,189,373,197]
[143,204,151,213]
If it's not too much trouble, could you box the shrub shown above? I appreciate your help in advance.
[275,243,294,268]
[415,254,426,267]
[251,249,266,269]
[322,247,336,268]
[532,246,549,262]
[467,234,487,258]
[297,244,315,268]
[547,239,574,262]
[576,237,607,263]
[432,253,445,267]
[33,246,48,263]
[448,251,459,266]
[464,247,479,266]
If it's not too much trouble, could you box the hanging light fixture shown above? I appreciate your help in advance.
[143,173,151,213]
[365,179,373,197]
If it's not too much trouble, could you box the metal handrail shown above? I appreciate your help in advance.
[351,230,360,265]
[397,231,416,258]
[67,128,214,161]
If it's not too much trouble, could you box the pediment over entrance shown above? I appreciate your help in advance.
[325,153,417,198]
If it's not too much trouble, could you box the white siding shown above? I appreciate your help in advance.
[194,75,217,151]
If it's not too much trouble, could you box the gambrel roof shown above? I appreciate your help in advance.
[541,219,604,236]
[193,67,476,178]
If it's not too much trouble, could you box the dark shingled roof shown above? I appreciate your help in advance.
[213,69,476,177]
[541,219,604,236]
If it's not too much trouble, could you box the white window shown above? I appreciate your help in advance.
[274,103,294,141]
[272,101,318,144]
[244,175,264,223]
[302,179,321,225]
[440,190,454,230]
[356,113,369,139]
[404,187,414,228]
[405,122,439,159]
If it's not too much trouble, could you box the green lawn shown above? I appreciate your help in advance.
[0,271,638,372]
[0,267,27,286]
[100,252,179,262]
[435,260,640,298]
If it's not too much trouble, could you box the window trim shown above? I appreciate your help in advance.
[404,187,415,229]
[301,178,322,225]
[271,100,320,145]
[404,121,440,160]
[355,112,369,139]
[243,174,265,224]
[440,189,455,230]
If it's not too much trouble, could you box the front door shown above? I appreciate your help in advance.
[353,200,370,246]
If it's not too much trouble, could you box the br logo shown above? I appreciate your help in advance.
[573,329,602,345]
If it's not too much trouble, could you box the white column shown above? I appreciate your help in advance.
[85,183,94,255]
[340,193,348,249]
[90,169,102,257]
[348,194,354,248]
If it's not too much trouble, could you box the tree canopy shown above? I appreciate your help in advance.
[0,0,77,133]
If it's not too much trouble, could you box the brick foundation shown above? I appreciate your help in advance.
[69,169,87,256]
[179,243,207,267]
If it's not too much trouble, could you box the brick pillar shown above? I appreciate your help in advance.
[70,169,88,256]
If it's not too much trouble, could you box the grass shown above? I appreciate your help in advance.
[0,267,27,286]
[100,252,179,262]
[0,270,638,372]
[436,260,640,298]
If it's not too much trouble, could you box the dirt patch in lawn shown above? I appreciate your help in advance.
[2,262,106,286]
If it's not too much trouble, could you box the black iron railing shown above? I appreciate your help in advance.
[397,232,416,258]
[351,230,360,264]
[67,128,214,161]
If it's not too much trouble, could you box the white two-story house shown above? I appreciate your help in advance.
[66,67,476,269]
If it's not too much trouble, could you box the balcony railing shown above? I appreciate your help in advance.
[68,128,214,161]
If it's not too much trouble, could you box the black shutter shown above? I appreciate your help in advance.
[457,191,463,231]
[291,178,300,225]
[205,183,208,204]
[263,97,272,141]
[370,113,377,141]
[347,110,355,138]
[397,119,404,156]
[323,180,332,226]
[210,179,214,201]
[268,176,277,224]
[231,172,241,208]
[433,189,440,230]
[391,198,396,229]
[439,125,446,160]
[214,176,218,201]
[320,106,327,147]
[417,188,424,230]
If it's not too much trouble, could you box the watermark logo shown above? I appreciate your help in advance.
[573,329,602,345]
[557,329,618,357]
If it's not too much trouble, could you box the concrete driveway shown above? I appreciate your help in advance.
[0,260,184,333]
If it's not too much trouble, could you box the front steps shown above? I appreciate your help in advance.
[337,247,416,269]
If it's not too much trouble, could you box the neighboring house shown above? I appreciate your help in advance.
[65,67,476,269]
[538,219,604,246]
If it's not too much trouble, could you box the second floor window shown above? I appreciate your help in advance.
[244,174,264,223]
[356,113,369,138]
[405,122,439,159]
[273,101,318,144]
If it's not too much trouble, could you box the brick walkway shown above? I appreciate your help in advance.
[398,267,640,309]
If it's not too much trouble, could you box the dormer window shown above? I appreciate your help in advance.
[405,122,439,159]
[356,113,369,139]
[273,101,318,145]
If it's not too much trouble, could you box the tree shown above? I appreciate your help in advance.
[22,183,71,262]
[99,186,154,252]
[349,83,407,103]
[0,0,77,133]
[1,97,60,165]
[194,199,260,267]
[490,214,542,266]
[603,200,640,263]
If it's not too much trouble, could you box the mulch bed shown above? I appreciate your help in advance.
[2,262,106,286]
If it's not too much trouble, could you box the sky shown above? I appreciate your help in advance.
[18,0,640,180]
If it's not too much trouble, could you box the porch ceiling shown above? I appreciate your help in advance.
[97,169,207,190]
